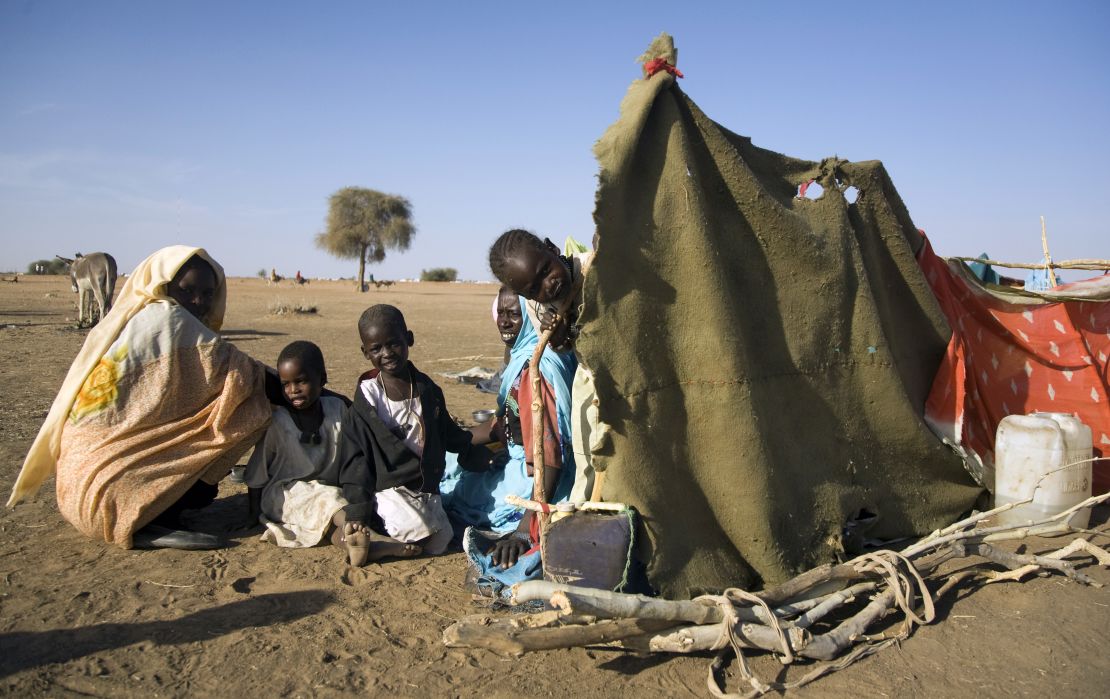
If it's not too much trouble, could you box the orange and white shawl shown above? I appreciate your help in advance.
[9,246,271,546]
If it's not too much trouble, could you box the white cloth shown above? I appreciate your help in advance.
[245,396,347,547]
[258,480,347,548]
[359,375,425,457]
[569,365,599,502]
[375,486,452,554]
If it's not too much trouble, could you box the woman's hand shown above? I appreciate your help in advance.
[489,531,531,570]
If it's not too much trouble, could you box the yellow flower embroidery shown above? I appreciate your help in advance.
[70,345,128,423]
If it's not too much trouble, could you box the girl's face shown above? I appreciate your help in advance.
[167,261,217,323]
[503,240,570,304]
[360,322,413,379]
[496,290,523,345]
[277,358,323,411]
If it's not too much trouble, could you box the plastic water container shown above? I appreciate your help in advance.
[993,412,1092,528]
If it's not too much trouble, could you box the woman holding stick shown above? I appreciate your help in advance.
[441,286,577,585]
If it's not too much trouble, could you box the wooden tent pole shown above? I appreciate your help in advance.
[948,257,1110,271]
[1041,216,1058,287]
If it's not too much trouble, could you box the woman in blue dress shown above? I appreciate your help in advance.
[441,286,577,591]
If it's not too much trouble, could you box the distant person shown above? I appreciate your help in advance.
[295,270,306,285]
[8,246,273,550]
[337,304,496,566]
[244,341,352,549]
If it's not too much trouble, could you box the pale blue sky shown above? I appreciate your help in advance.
[2,1,1107,280]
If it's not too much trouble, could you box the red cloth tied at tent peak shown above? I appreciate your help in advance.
[643,57,684,79]
[917,233,1110,493]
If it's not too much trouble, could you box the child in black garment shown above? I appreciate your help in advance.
[337,304,495,566]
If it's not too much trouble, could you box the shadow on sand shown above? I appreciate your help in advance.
[221,329,288,342]
[0,589,333,678]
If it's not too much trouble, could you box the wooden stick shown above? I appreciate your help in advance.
[949,257,1110,271]
[900,491,1110,558]
[443,614,674,656]
[788,583,875,629]
[590,469,607,502]
[623,622,815,657]
[956,541,1103,587]
[529,327,555,507]
[1041,216,1058,287]
[512,581,723,625]
[515,578,879,629]
[505,494,627,514]
[756,562,863,606]
[529,277,585,513]
[504,494,549,513]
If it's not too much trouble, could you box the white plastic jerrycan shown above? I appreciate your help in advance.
[993,412,1092,528]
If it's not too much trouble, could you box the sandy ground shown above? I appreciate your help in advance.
[0,275,1108,698]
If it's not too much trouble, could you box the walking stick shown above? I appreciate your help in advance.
[529,277,584,530]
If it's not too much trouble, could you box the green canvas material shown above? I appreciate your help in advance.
[577,35,982,598]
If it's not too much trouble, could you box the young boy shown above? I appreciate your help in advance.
[245,341,351,548]
[338,304,495,566]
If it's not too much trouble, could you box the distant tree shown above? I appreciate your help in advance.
[27,259,68,275]
[257,268,267,279]
[420,268,458,282]
[315,187,415,291]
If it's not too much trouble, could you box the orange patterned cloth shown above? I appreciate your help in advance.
[917,235,1110,493]
[10,246,271,547]
[55,301,270,546]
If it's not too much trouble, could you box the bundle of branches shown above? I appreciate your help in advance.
[444,492,1110,698]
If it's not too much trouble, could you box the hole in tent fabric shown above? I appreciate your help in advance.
[798,180,824,199]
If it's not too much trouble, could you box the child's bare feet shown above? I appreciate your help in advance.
[342,523,421,566]
[366,533,421,562]
[344,521,371,567]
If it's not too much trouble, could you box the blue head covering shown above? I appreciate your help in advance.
[499,295,577,467]
[440,294,578,533]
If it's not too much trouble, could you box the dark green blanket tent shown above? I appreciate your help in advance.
[577,35,981,598]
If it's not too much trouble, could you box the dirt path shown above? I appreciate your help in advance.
[1,276,1107,697]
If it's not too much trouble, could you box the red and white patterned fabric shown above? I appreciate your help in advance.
[917,234,1110,493]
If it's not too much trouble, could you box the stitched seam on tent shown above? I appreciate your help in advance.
[619,364,896,398]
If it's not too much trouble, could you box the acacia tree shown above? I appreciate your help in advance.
[315,187,415,291]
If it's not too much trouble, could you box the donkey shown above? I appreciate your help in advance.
[56,252,118,327]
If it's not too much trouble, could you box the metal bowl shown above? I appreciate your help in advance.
[472,409,495,424]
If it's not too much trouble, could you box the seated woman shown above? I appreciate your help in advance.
[440,286,577,587]
[8,246,273,550]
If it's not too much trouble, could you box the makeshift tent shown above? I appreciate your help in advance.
[918,242,1110,493]
[576,35,981,598]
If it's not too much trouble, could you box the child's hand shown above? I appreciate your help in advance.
[539,310,571,349]
[538,309,564,334]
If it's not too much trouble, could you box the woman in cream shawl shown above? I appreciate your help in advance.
[8,246,272,548]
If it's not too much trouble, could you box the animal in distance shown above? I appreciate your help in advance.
[56,252,118,327]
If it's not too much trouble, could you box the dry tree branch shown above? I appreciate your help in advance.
[444,488,1110,698]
